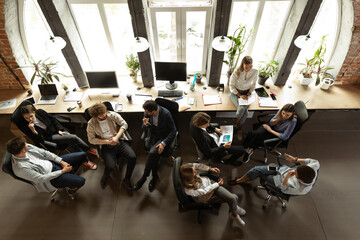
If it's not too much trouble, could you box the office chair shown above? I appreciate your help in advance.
[254,100,309,163]
[254,153,319,209]
[1,151,75,202]
[141,98,179,160]
[172,157,221,223]
[11,99,72,153]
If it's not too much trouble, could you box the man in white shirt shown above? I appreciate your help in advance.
[7,137,86,193]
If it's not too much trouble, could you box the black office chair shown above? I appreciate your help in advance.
[141,98,179,159]
[10,99,71,153]
[255,100,310,163]
[172,157,221,223]
[1,151,75,202]
[254,153,319,209]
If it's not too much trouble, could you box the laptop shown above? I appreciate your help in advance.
[37,84,59,105]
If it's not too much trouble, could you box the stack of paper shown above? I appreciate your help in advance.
[259,97,278,107]
[219,125,233,144]
[202,94,222,106]
[63,92,83,102]
[238,92,256,106]
[175,97,191,112]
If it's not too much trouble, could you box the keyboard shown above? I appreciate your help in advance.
[158,90,183,97]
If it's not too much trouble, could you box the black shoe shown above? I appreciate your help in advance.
[243,150,253,163]
[232,161,243,166]
[122,178,133,191]
[100,174,109,189]
[133,178,146,191]
[148,178,158,192]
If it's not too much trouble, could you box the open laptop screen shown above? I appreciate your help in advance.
[39,84,58,96]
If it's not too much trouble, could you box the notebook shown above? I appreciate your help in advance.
[37,84,59,105]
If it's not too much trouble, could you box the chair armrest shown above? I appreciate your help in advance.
[210,123,220,128]
[169,131,179,150]
[257,113,276,124]
[124,131,132,145]
[263,138,282,149]
[53,114,71,123]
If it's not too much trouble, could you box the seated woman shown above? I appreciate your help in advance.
[20,105,97,170]
[190,112,245,166]
[242,103,297,162]
[229,56,258,140]
[180,163,246,226]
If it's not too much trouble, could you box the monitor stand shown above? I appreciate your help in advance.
[166,81,178,90]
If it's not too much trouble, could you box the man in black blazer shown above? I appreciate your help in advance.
[190,112,245,165]
[133,100,177,192]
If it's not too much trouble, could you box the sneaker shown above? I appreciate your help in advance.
[122,178,133,191]
[229,213,245,227]
[100,174,109,189]
[133,177,146,191]
[148,178,158,192]
[83,161,97,170]
[243,150,253,163]
[87,148,98,156]
[237,206,246,216]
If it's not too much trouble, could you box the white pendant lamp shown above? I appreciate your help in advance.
[134,36,149,52]
[294,34,314,49]
[212,36,232,52]
[45,36,66,51]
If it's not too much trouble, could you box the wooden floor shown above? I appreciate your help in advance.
[0,110,359,240]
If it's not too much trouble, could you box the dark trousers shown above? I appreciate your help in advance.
[141,139,172,179]
[101,141,136,179]
[224,145,245,162]
[243,125,275,149]
[50,152,87,188]
[51,133,90,152]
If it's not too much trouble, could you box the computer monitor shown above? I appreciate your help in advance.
[155,62,187,90]
[85,71,119,94]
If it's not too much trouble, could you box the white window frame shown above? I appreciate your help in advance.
[149,6,211,74]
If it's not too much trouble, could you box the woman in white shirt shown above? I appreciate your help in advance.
[229,56,258,140]
[180,163,246,226]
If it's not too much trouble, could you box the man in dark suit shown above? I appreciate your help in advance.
[133,100,177,192]
[190,112,245,165]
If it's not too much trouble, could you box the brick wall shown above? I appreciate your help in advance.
[336,0,360,84]
[0,0,29,90]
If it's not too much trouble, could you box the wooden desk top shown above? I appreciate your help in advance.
[1,77,360,115]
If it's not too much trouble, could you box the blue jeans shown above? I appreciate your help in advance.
[246,166,277,184]
[50,152,87,189]
[230,93,248,124]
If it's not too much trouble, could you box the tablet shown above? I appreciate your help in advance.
[255,87,269,98]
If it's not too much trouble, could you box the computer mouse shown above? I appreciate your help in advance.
[203,87,207,90]
[265,86,270,89]
[137,87,141,90]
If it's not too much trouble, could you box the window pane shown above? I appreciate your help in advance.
[186,11,206,73]
[104,4,135,75]
[71,4,113,70]
[252,1,291,67]
[155,12,177,61]
[223,1,258,74]
[23,0,73,85]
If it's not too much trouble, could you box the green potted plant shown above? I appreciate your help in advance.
[125,53,140,81]
[223,24,252,83]
[62,83,70,93]
[258,55,279,85]
[298,35,333,86]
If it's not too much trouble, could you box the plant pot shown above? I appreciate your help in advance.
[195,74,202,84]
[299,74,315,86]
[258,76,268,85]
[130,70,138,82]
[320,78,335,90]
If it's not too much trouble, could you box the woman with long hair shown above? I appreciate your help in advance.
[242,103,297,162]
[180,163,246,226]
[20,105,97,169]
[229,56,258,140]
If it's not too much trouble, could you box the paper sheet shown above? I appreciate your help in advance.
[202,94,222,106]
[259,97,278,107]
[0,98,16,110]
[238,92,256,105]
[219,125,233,144]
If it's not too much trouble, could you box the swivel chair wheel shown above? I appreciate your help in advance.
[281,203,286,209]
[262,204,267,209]
[51,198,55,203]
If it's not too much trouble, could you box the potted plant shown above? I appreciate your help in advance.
[195,73,202,83]
[62,83,70,93]
[258,55,279,85]
[223,24,252,84]
[125,53,140,82]
[298,35,333,86]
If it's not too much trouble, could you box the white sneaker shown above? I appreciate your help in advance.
[229,213,245,227]
[237,206,246,216]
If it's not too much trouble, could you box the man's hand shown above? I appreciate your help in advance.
[240,95,248,100]
[109,136,119,146]
[287,170,296,177]
[284,153,297,162]
[61,164,72,173]
[223,141,232,149]
[218,178,224,186]
[60,160,70,169]
[210,167,220,174]
[282,170,296,186]
[142,118,150,126]
[58,131,69,136]
[156,143,165,154]
[215,128,222,135]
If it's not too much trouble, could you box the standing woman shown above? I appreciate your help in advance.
[242,103,297,162]
[20,105,97,169]
[229,56,258,140]
[180,163,246,226]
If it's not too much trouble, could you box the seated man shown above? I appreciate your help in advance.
[229,153,319,195]
[7,136,86,192]
[86,103,136,190]
[190,112,245,166]
[133,100,177,192]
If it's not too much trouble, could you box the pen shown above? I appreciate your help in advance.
[270,91,276,96]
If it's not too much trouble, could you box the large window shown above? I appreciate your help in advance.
[224,0,293,74]
[69,0,136,75]
[20,0,73,87]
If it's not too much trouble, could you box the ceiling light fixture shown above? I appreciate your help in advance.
[130,0,149,52]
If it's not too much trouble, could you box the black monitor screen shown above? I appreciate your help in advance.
[155,62,187,82]
[86,71,119,88]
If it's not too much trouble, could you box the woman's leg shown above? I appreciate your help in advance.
[236,166,276,183]
[209,186,238,212]
[51,133,89,152]
[230,93,242,126]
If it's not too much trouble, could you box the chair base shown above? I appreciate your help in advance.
[50,187,76,202]
[255,185,287,209]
